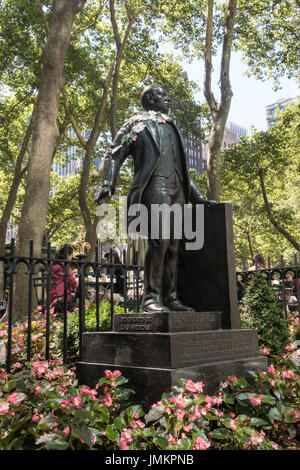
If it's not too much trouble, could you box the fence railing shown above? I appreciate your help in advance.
[236,263,300,319]
[0,239,144,373]
[1,239,299,373]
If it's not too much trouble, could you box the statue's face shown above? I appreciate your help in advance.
[146,86,170,114]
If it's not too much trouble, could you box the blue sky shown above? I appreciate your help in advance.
[179,50,299,133]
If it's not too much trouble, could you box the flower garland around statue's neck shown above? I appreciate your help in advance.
[121,110,172,144]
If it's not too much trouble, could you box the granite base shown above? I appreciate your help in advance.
[76,356,267,409]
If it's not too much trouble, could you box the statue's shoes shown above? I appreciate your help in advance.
[164,300,194,312]
[142,299,170,313]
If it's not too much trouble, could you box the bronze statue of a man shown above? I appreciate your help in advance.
[95,84,215,313]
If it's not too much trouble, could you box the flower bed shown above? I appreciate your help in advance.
[0,310,299,450]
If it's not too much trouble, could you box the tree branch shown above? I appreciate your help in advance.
[34,0,50,34]
[109,0,121,49]
[72,1,105,36]
[258,167,300,251]
[220,0,237,110]
[204,0,218,115]
[62,89,87,149]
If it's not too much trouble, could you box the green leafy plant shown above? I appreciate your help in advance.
[241,273,290,354]
[53,301,131,363]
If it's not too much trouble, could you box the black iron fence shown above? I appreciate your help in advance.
[0,239,144,373]
[236,259,300,318]
[1,239,299,373]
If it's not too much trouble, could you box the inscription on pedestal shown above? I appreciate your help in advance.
[117,315,152,332]
[172,330,258,367]
[113,311,222,333]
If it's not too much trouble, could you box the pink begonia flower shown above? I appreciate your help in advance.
[103,394,113,407]
[63,426,70,435]
[262,347,270,355]
[113,370,122,377]
[250,433,264,445]
[168,434,177,445]
[273,423,278,429]
[131,419,145,429]
[119,441,130,450]
[176,408,185,421]
[249,394,263,406]
[134,412,139,419]
[228,376,237,382]
[32,414,39,422]
[151,400,163,408]
[70,395,82,408]
[229,420,237,430]
[119,428,133,450]
[281,370,294,379]
[169,395,186,408]
[285,343,294,351]
[267,364,276,376]
[184,380,204,393]
[272,443,279,450]
[0,402,10,415]
[60,400,69,409]
[7,392,19,404]
[292,411,299,419]
[13,362,23,369]
[104,370,113,379]
[220,381,229,388]
[194,437,210,450]
[37,305,43,312]
[183,424,193,432]
[230,412,236,418]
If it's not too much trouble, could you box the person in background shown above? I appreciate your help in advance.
[103,251,125,303]
[248,253,266,272]
[285,270,299,307]
[50,246,78,316]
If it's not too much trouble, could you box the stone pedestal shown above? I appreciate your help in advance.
[76,203,267,407]
[76,312,267,408]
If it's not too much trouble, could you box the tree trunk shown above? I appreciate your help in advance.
[207,114,228,201]
[13,0,87,322]
[204,0,237,201]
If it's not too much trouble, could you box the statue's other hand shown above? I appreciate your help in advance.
[94,185,112,204]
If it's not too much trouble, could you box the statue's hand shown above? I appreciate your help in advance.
[203,199,218,207]
[192,196,218,206]
[94,185,113,204]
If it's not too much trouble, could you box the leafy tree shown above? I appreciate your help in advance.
[220,104,300,263]
[154,0,299,200]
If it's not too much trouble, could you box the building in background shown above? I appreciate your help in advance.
[53,128,102,178]
[5,220,17,243]
[266,97,296,129]
[201,121,248,171]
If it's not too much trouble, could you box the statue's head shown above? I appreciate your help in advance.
[140,84,170,114]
